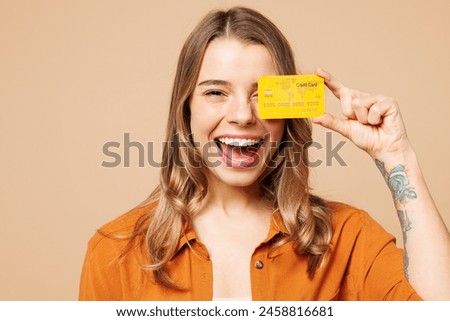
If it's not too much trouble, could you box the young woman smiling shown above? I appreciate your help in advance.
[79,7,450,301]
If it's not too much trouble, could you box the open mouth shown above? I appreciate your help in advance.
[214,136,265,168]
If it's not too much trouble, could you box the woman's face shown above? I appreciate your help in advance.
[189,38,285,189]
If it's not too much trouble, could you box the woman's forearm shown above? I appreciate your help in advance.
[375,143,450,300]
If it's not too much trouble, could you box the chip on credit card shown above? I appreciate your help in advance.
[258,75,325,119]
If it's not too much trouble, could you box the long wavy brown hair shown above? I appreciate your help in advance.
[120,6,332,288]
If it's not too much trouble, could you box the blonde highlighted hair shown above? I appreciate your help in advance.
[120,6,332,288]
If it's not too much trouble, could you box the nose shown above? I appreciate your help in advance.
[225,95,256,126]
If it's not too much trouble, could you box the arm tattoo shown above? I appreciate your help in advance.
[397,209,412,278]
[375,159,417,278]
[375,159,417,203]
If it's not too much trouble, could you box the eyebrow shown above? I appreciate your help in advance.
[197,79,231,87]
[197,79,258,90]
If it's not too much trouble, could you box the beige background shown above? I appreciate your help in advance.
[1,0,449,300]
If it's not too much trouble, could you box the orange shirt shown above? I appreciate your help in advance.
[79,202,421,300]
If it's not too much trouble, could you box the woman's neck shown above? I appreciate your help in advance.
[198,178,270,219]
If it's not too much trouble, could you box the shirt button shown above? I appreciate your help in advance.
[254,260,264,269]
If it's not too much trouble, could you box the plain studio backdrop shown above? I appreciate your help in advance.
[1,0,449,300]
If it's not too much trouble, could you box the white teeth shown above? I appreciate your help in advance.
[217,137,261,147]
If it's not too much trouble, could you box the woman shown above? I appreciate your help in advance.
[79,6,450,300]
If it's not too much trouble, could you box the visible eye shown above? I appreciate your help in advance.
[205,90,225,96]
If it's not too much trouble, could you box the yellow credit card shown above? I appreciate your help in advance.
[258,74,325,119]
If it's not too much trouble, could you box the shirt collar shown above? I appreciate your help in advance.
[172,209,289,259]
[266,209,289,238]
